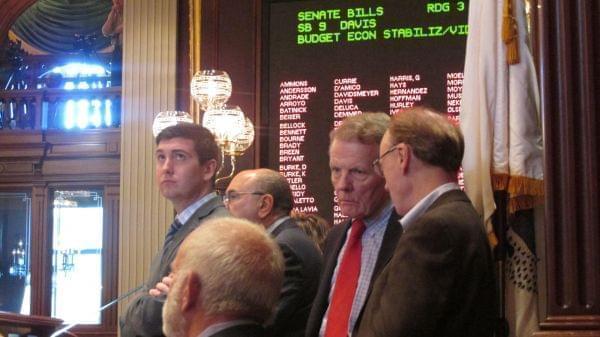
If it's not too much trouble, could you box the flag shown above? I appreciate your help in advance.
[505,210,539,337]
[460,0,544,336]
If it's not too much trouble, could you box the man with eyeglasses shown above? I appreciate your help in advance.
[355,107,496,337]
[306,112,402,337]
[120,123,229,337]
[225,168,323,337]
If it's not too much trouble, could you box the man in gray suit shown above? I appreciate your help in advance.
[356,106,496,337]
[120,123,229,337]
[225,168,322,337]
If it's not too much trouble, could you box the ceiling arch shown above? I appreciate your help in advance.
[0,0,38,46]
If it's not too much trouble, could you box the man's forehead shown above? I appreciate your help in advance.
[156,138,195,151]
[158,137,194,147]
[330,138,378,150]
[228,172,258,190]
[330,139,378,159]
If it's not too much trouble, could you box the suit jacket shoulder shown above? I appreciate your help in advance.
[267,218,323,337]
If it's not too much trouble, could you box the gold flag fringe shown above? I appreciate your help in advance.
[502,0,520,64]
[488,231,499,247]
[492,173,544,214]
[507,175,544,197]
[487,173,543,247]
[492,173,510,190]
[507,175,544,213]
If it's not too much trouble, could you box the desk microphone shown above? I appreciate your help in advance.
[50,284,145,337]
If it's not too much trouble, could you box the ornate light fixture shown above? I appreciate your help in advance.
[190,70,232,111]
[190,70,255,181]
[152,110,194,137]
[151,71,255,182]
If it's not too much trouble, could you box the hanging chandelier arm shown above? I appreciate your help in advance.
[215,155,237,185]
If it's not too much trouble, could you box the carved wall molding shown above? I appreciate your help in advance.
[536,0,599,335]
[0,129,120,181]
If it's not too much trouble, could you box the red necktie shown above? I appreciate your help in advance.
[325,219,366,337]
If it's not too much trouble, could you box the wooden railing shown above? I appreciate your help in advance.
[0,87,121,130]
[0,311,63,337]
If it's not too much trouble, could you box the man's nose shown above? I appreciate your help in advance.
[334,171,352,191]
[160,157,174,173]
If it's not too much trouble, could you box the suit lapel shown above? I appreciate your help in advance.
[322,220,352,285]
[369,210,402,284]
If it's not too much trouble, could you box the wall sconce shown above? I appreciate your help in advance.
[190,70,255,181]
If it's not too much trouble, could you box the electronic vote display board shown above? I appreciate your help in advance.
[264,0,468,223]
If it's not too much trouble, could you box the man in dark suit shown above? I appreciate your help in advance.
[306,112,402,337]
[162,217,285,337]
[356,106,496,337]
[225,168,323,337]
[120,123,229,337]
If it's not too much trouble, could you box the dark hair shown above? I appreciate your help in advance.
[388,107,464,172]
[253,169,294,215]
[156,123,221,169]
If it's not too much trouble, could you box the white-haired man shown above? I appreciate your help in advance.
[162,217,285,337]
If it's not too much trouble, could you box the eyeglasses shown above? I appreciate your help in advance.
[222,191,266,204]
[372,145,398,177]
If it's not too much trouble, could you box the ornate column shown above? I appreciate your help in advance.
[118,0,177,315]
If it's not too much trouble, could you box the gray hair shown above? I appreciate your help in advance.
[388,106,464,172]
[329,112,390,145]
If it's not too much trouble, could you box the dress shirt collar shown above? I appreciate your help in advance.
[353,199,393,229]
[399,183,460,231]
[176,192,218,225]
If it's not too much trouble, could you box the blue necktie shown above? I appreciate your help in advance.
[164,219,183,247]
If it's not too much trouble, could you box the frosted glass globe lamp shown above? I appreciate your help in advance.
[152,111,194,137]
[225,117,255,156]
[202,105,246,147]
[190,70,232,110]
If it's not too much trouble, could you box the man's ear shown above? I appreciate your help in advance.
[201,159,218,182]
[396,143,411,173]
[257,194,274,219]
[180,272,201,313]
